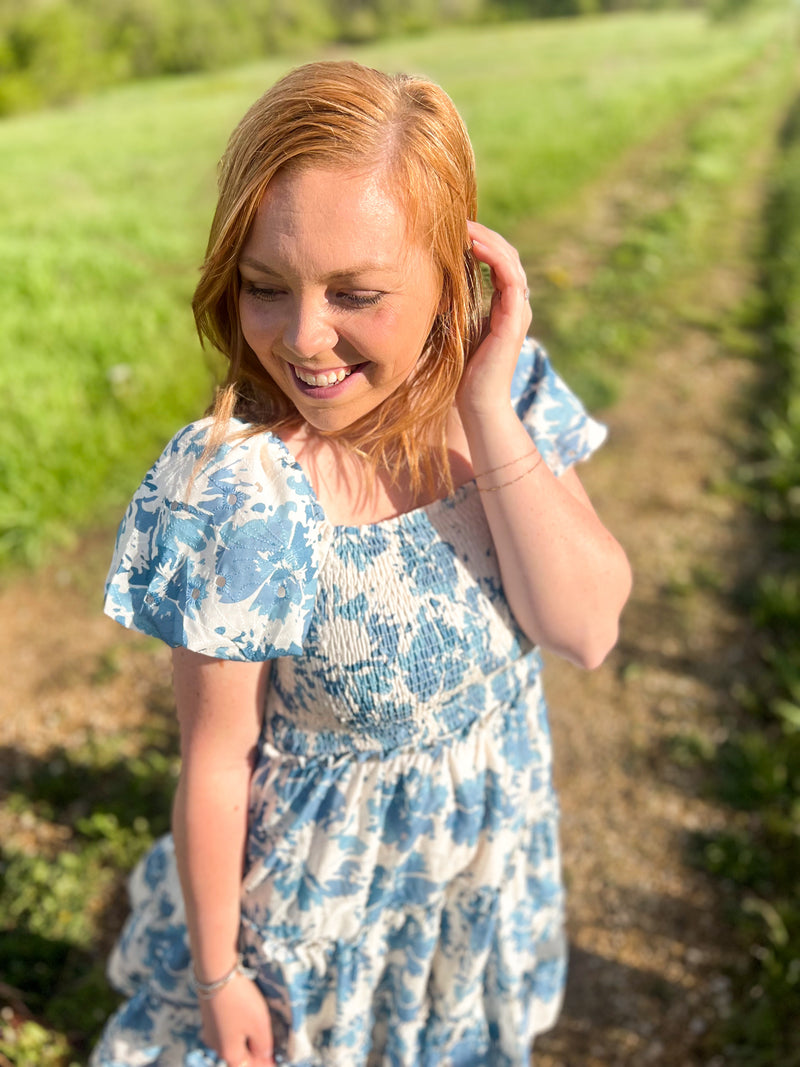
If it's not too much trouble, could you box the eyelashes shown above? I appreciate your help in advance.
[241,283,383,309]
[342,292,382,309]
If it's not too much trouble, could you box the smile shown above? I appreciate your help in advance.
[293,365,354,388]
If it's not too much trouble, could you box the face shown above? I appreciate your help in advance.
[237,166,442,434]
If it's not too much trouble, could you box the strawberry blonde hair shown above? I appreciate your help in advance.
[192,60,484,494]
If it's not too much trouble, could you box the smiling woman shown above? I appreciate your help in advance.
[192,62,485,504]
[236,167,441,437]
[92,59,631,1067]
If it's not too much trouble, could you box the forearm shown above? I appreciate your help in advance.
[170,648,269,984]
[465,408,632,668]
[172,760,252,982]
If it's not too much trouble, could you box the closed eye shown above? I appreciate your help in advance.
[337,291,383,308]
[240,281,383,308]
[241,282,283,301]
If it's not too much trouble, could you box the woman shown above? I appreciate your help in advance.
[94,60,631,1067]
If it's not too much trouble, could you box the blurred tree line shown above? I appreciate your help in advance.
[0,0,699,116]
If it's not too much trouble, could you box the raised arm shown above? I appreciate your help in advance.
[171,647,275,1066]
[458,221,632,669]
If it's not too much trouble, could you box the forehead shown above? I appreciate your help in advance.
[245,166,414,263]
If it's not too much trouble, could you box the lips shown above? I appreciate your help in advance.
[290,363,368,395]
[293,365,354,388]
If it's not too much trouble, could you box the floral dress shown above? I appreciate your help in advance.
[92,339,606,1067]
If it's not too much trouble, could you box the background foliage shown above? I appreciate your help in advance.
[0,0,485,115]
[0,8,784,568]
[0,0,744,117]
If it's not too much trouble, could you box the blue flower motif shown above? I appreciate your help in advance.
[445,773,487,847]
[96,342,604,1063]
[403,540,458,595]
[142,924,190,992]
[182,571,210,620]
[336,591,368,621]
[142,839,169,889]
[199,467,255,525]
[400,609,469,700]
[381,768,448,853]
[159,510,210,557]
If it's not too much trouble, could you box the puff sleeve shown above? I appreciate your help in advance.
[510,338,607,476]
[103,420,332,660]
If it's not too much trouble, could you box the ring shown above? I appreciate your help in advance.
[524,286,530,300]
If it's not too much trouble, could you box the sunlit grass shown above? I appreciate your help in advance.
[0,7,790,567]
[1,9,799,1066]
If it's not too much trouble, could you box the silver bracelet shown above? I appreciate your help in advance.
[193,955,257,1000]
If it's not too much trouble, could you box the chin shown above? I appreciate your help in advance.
[296,407,363,435]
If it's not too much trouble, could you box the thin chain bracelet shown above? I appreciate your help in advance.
[193,955,257,1000]
[476,453,544,493]
[474,448,538,481]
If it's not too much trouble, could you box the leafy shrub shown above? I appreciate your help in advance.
[0,0,492,115]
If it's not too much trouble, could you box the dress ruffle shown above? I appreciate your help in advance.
[104,423,333,660]
[95,681,564,1067]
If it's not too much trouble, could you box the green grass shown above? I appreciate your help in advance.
[1,8,800,1064]
[518,23,798,408]
[685,86,800,1067]
[0,717,180,1066]
[0,6,791,567]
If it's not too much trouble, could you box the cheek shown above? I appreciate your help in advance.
[367,305,424,352]
[239,302,276,351]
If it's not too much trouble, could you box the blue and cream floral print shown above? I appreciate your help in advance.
[93,340,606,1067]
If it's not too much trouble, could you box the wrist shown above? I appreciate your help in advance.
[474,449,544,493]
[193,954,257,1000]
[457,398,515,438]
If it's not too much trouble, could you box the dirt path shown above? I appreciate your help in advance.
[528,79,774,1066]
[535,320,758,1066]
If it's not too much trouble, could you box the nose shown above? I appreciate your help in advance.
[282,294,338,358]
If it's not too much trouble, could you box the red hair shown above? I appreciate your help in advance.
[192,60,484,494]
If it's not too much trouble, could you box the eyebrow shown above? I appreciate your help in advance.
[238,255,394,279]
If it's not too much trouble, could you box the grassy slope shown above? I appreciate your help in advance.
[0,7,788,567]
[0,7,799,1066]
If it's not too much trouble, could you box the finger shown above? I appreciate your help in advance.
[469,231,527,301]
[472,241,529,331]
[472,240,525,294]
[467,220,522,271]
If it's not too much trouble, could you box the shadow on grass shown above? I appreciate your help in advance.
[0,737,179,1059]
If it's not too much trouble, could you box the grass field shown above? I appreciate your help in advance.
[1,6,799,1065]
[0,5,790,568]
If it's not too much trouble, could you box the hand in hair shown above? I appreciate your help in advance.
[458,220,533,421]
[457,220,631,669]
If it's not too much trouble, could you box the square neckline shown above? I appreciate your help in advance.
[256,423,478,534]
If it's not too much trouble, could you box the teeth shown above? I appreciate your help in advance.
[295,366,353,387]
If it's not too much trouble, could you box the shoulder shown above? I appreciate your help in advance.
[140,417,322,524]
[510,337,608,475]
[104,418,330,659]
